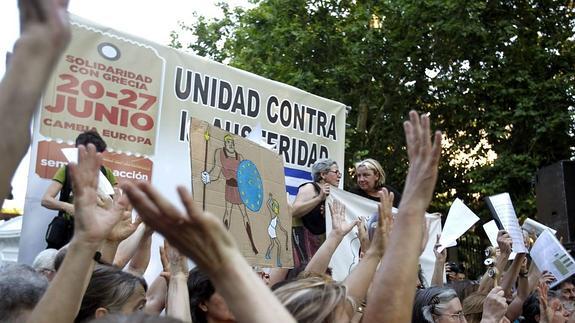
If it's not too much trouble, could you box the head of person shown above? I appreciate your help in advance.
[32,248,58,281]
[75,265,147,323]
[0,262,49,323]
[354,158,385,193]
[523,292,570,323]
[462,292,486,323]
[273,276,354,323]
[446,262,463,282]
[223,134,235,153]
[188,268,235,323]
[311,158,340,186]
[75,130,107,153]
[412,287,466,323]
[556,279,575,305]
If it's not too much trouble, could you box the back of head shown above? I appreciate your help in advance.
[76,264,147,323]
[311,158,336,182]
[412,287,458,323]
[0,262,48,323]
[75,130,107,152]
[448,279,479,301]
[522,293,540,323]
[462,292,486,323]
[273,277,349,323]
[88,312,183,323]
[187,267,215,323]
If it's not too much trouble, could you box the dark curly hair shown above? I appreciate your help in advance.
[75,130,107,152]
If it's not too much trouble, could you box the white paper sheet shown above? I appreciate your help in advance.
[437,198,480,253]
[523,218,557,236]
[487,193,528,254]
[61,147,115,196]
[483,219,516,260]
[531,230,575,288]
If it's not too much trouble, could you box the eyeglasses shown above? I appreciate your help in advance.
[327,169,341,175]
[437,312,466,321]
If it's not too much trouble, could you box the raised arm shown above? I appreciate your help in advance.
[342,189,394,316]
[304,198,357,274]
[291,183,327,218]
[41,180,75,215]
[363,111,442,323]
[0,0,71,201]
[431,234,447,287]
[164,241,192,323]
[26,144,125,323]
[123,182,295,323]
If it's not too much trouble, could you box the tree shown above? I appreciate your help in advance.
[171,0,575,223]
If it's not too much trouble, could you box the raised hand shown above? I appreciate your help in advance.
[357,216,370,254]
[320,183,331,200]
[328,198,357,237]
[538,281,554,323]
[363,111,442,323]
[122,182,238,275]
[69,144,125,245]
[497,230,512,255]
[433,234,447,263]
[481,286,508,322]
[399,111,442,211]
[107,197,141,242]
[370,188,394,255]
[17,0,70,54]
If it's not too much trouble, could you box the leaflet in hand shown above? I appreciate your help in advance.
[531,230,575,288]
[485,193,527,254]
[61,147,115,196]
[438,198,479,253]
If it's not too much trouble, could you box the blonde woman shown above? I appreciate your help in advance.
[351,158,402,207]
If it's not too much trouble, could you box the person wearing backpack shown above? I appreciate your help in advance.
[41,130,117,249]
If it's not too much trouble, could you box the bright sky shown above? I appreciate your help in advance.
[0,0,250,210]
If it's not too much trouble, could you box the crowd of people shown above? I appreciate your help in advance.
[1,1,574,323]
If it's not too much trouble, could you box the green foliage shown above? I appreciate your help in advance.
[172,0,575,222]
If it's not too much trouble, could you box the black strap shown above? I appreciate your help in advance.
[58,165,108,217]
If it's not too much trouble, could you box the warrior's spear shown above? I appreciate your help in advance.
[202,130,210,211]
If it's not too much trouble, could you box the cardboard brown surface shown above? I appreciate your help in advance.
[190,118,293,267]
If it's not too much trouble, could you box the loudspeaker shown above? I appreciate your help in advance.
[536,160,575,243]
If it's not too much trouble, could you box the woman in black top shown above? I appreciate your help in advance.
[291,158,342,267]
[350,158,401,207]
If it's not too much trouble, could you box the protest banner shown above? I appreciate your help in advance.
[19,15,346,281]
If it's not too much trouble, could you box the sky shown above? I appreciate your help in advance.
[0,0,250,210]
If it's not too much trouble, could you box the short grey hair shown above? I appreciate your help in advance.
[311,158,337,182]
[413,287,458,323]
[0,263,48,322]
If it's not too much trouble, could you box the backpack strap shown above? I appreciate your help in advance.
[58,165,109,216]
